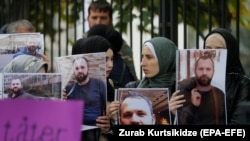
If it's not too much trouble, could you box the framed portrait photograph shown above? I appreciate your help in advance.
[116,88,171,125]
[0,33,44,72]
[2,73,62,100]
[55,52,107,127]
[176,49,227,125]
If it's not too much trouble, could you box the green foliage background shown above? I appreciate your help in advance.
[1,0,250,76]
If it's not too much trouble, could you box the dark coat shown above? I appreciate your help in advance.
[226,73,250,124]
[204,28,250,124]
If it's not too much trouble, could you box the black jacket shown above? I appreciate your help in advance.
[176,74,250,125]
[226,73,250,125]
[203,28,250,124]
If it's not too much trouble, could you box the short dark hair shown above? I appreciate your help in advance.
[88,0,113,20]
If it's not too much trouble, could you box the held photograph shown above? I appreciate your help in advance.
[176,49,227,125]
[2,73,62,100]
[116,88,171,125]
[55,52,107,126]
[0,33,44,72]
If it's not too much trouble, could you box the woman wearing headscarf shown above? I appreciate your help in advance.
[107,37,178,123]
[204,28,250,124]
[127,37,176,88]
[170,27,250,125]
[71,35,120,141]
[87,24,137,87]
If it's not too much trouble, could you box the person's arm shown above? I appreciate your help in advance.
[169,90,198,124]
[227,74,250,124]
[169,90,186,115]
[62,84,75,100]
[13,51,23,59]
[107,101,120,124]
[96,115,113,134]
[38,53,50,72]
[62,88,67,100]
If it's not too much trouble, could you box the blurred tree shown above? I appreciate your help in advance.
[1,0,249,40]
[111,0,250,38]
[1,0,250,75]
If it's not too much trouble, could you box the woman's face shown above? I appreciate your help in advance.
[140,46,159,78]
[205,33,226,49]
[106,48,113,77]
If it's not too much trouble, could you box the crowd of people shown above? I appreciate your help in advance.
[1,0,250,141]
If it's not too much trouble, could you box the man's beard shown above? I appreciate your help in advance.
[12,88,22,96]
[196,75,212,86]
[76,72,88,83]
[27,46,37,53]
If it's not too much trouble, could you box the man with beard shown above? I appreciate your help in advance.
[8,79,37,99]
[119,92,156,125]
[6,19,50,71]
[176,55,226,125]
[13,36,41,59]
[65,56,107,126]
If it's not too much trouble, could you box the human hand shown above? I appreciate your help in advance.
[38,53,50,72]
[107,101,120,121]
[191,88,201,107]
[169,90,186,115]
[62,88,67,100]
[96,115,111,133]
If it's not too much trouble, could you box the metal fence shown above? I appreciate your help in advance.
[1,0,249,78]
